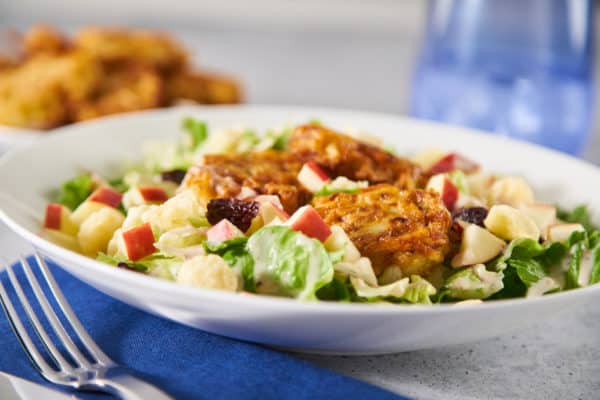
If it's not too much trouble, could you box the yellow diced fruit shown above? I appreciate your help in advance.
[44,229,81,253]
[484,205,540,241]
[71,201,106,226]
[77,207,125,256]
[488,176,535,207]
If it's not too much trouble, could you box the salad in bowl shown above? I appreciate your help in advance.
[41,118,600,305]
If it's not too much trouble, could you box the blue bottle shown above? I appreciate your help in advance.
[410,0,594,155]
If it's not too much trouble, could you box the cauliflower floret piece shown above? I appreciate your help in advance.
[176,254,239,291]
[122,204,157,231]
[122,191,205,234]
[142,190,206,234]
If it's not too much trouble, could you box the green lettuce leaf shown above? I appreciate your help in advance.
[96,252,176,273]
[589,246,600,285]
[444,264,504,300]
[247,226,334,300]
[57,174,93,210]
[203,237,255,292]
[316,277,351,301]
[182,118,208,149]
[314,186,359,197]
[565,242,584,289]
[557,205,596,232]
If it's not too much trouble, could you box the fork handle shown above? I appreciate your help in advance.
[93,373,174,400]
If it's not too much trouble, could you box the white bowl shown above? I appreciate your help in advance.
[0,105,598,355]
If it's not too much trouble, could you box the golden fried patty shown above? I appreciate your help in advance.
[312,184,452,276]
[182,150,310,214]
[288,124,422,189]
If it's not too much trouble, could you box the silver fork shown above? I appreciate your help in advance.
[0,253,173,400]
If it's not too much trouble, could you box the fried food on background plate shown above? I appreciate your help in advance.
[0,51,104,129]
[165,70,242,105]
[73,65,164,122]
[0,24,242,130]
[23,25,69,56]
[288,124,423,189]
[312,184,452,276]
[182,150,310,213]
[73,27,187,73]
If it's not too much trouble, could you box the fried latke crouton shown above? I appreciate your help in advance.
[0,51,103,129]
[182,151,310,213]
[166,70,242,105]
[23,25,69,56]
[74,27,187,73]
[288,124,422,189]
[73,65,164,122]
[312,184,452,276]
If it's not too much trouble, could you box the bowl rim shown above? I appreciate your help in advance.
[1,104,599,316]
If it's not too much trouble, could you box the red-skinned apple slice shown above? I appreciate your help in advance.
[89,187,123,208]
[43,203,78,235]
[426,174,459,210]
[285,205,331,242]
[139,187,169,203]
[297,161,331,192]
[428,153,479,175]
[122,223,156,261]
[206,219,245,243]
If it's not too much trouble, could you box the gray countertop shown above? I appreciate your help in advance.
[1,22,600,400]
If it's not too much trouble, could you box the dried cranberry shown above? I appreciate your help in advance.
[452,207,488,226]
[207,198,260,232]
[161,169,187,184]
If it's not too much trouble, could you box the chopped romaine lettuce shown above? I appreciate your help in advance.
[590,247,600,285]
[402,275,437,304]
[350,275,436,304]
[565,242,584,289]
[96,252,178,277]
[557,205,596,232]
[182,118,208,149]
[444,264,504,300]
[247,226,334,300]
[316,277,351,301]
[204,237,255,292]
[57,174,93,210]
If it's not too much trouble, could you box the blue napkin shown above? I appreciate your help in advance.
[0,258,408,400]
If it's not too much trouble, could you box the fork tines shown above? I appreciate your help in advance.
[0,254,112,383]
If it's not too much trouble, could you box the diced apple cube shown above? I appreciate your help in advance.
[285,205,331,242]
[412,148,446,170]
[324,225,361,263]
[254,195,285,211]
[426,174,459,210]
[546,223,585,243]
[43,203,78,235]
[206,219,245,243]
[139,187,169,203]
[258,200,289,225]
[428,153,479,175]
[122,223,156,261]
[77,207,125,256]
[519,204,557,237]
[488,176,534,207]
[297,161,331,192]
[451,224,506,267]
[466,172,495,199]
[484,205,540,241]
[89,187,123,208]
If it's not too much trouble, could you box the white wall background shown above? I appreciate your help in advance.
[0,0,425,34]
